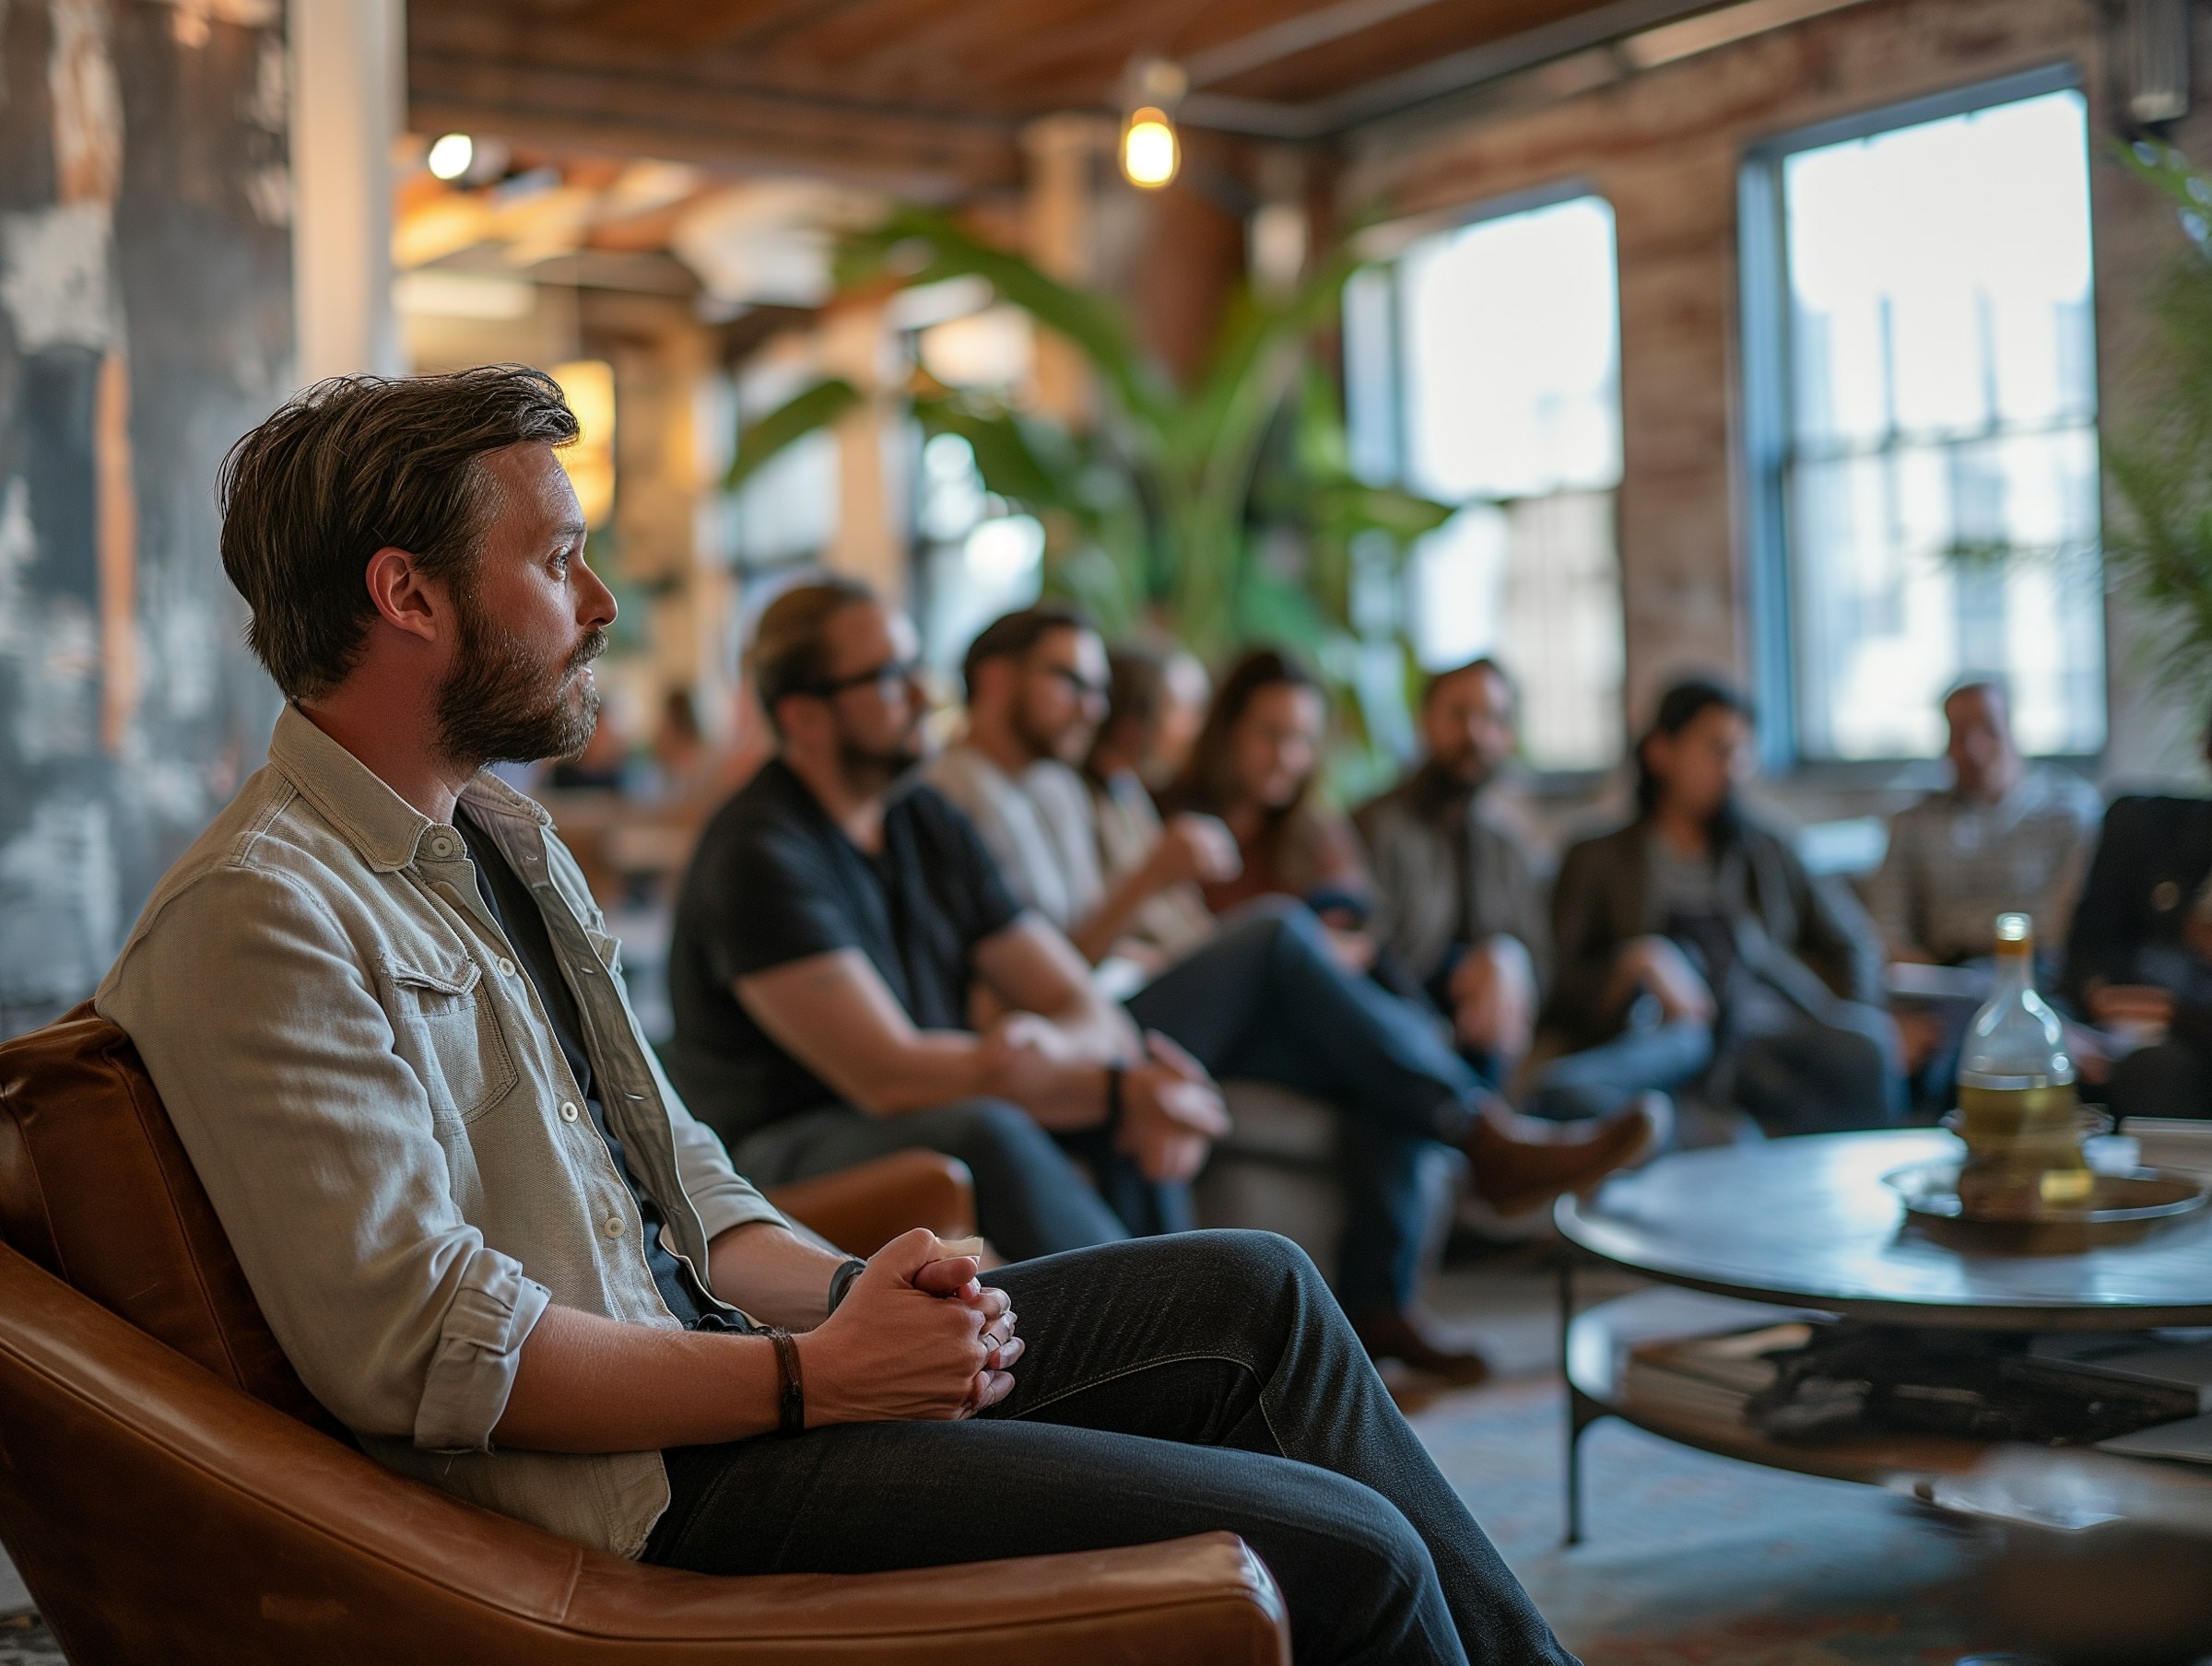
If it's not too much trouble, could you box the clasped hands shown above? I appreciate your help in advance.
[795,1228,1021,1425]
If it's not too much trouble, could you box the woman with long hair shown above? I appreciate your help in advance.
[1163,649,1377,956]
[1548,677,1902,1133]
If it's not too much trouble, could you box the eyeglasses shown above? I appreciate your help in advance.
[1041,663,1109,701]
[805,657,924,700]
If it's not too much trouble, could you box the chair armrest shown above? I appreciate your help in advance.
[764,1149,976,1257]
[0,1244,1285,1664]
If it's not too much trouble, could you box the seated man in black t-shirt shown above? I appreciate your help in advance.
[665,580,1231,1259]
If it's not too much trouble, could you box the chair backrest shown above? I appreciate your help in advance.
[0,1002,349,1439]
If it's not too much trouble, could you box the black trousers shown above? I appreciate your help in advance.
[643,1231,1575,1666]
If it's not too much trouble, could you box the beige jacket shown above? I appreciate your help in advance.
[97,705,786,1558]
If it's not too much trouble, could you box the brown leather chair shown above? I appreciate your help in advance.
[0,1005,1289,1664]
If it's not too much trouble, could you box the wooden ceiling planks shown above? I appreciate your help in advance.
[407,0,1731,192]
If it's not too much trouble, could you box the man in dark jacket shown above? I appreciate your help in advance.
[1356,660,1550,1077]
[2063,730,2212,1119]
[1549,679,1902,1134]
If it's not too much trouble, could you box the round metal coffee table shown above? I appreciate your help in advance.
[1552,1129,2212,1544]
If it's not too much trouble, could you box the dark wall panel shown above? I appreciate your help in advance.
[0,0,289,1036]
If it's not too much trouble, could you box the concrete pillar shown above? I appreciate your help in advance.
[288,0,404,381]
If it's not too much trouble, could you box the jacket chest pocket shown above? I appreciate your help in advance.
[382,954,520,1122]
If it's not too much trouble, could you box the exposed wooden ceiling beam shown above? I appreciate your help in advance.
[1180,0,1796,135]
[408,53,1023,194]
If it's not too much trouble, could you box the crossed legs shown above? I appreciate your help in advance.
[645,1231,1575,1666]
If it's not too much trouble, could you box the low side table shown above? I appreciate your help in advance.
[1553,1129,2212,1545]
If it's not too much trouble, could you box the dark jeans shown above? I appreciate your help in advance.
[1522,1015,1713,1122]
[1126,900,1488,1312]
[644,1231,1576,1666]
[730,1097,1171,1262]
[1725,979,1905,1134]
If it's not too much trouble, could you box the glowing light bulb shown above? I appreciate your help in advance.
[1121,108,1178,189]
[427,133,475,182]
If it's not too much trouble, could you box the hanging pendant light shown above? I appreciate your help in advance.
[1120,59,1188,190]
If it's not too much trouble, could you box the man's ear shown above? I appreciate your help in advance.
[364,546,444,645]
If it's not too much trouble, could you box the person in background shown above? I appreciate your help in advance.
[1083,642,1226,968]
[1093,639,1213,800]
[2062,722,2212,1120]
[1356,661,1681,1131]
[1868,679,2100,968]
[930,604,1654,1380]
[1867,678,2102,1101]
[649,686,716,803]
[1550,678,1903,1135]
[1355,660,1547,1078]
[1161,649,1380,968]
[665,580,1230,1256]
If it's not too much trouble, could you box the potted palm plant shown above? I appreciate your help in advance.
[724,205,1453,780]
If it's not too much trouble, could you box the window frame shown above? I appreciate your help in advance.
[1352,176,1630,790]
[1737,62,2104,779]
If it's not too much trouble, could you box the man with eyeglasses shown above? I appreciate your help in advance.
[665,579,1234,1264]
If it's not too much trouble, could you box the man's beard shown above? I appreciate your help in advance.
[835,723,924,795]
[1429,748,1494,796]
[1014,698,1084,766]
[435,598,607,769]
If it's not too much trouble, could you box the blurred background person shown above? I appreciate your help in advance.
[1357,659,1547,1079]
[2063,722,2212,1120]
[1550,678,1902,1135]
[1868,678,2101,1105]
[1162,648,1380,970]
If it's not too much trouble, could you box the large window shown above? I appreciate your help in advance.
[1348,192,1627,771]
[1747,78,2103,762]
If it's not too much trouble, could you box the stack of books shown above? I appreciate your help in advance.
[1620,1322,1818,1426]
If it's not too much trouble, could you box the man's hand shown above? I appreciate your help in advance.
[1449,936,1537,1061]
[1118,1030,1230,1184]
[1144,813,1242,890]
[977,1012,1066,1106]
[794,1229,1020,1426]
[1618,935,1717,1024]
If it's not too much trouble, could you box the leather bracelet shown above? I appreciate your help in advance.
[765,1327,805,1437]
[826,1256,866,1315]
[1104,1062,1126,1130]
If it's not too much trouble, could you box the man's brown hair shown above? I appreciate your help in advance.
[216,366,580,701]
[748,575,879,729]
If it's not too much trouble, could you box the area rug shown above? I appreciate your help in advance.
[1418,1371,1994,1664]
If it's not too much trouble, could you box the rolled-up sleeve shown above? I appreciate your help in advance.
[98,862,547,1452]
[414,1252,550,1451]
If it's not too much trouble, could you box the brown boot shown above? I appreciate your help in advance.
[1350,1305,1492,1387]
[1461,1095,1656,1218]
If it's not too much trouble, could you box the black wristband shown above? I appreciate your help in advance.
[766,1327,805,1437]
[826,1256,866,1315]
[1104,1062,1126,1130]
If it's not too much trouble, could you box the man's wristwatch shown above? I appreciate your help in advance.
[826,1256,866,1315]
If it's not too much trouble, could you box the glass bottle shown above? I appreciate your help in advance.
[1955,912,2089,1217]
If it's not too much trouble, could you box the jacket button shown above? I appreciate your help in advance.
[426,834,455,859]
[559,1101,580,1123]
[604,1216,626,1239]
[497,956,517,977]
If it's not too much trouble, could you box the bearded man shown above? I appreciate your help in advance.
[94,368,1578,1666]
